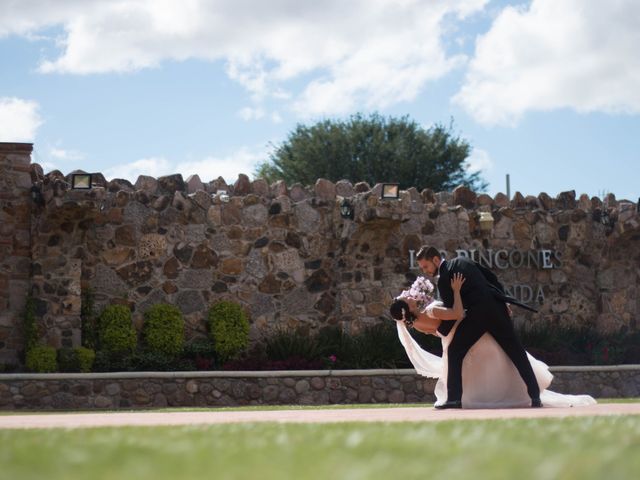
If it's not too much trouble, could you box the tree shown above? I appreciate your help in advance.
[255,113,487,192]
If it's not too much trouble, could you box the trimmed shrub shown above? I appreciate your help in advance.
[208,301,250,363]
[142,304,185,357]
[98,305,137,354]
[76,347,96,372]
[26,345,57,373]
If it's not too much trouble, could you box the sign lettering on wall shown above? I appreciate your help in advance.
[408,249,563,305]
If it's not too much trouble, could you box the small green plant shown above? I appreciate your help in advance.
[92,351,133,372]
[98,304,137,354]
[22,295,39,353]
[58,347,96,372]
[264,328,322,361]
[25,345,57,373]
[142,304,185,357]
[57,347,77,372]
[75,346,96,372]
[208,301,250,363]
[183,337,217,370]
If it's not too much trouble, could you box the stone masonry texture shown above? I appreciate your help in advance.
[0,142,639,365]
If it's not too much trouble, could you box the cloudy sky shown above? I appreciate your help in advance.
[1,0,638,200]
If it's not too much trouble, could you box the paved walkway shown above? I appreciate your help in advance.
[1,403,639,429]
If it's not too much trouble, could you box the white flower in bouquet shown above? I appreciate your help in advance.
[398,276,435,311]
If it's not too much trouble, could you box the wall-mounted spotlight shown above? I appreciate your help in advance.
[381,183,400,199]
[478,211,495,232]
[71,173,92,189]
[340,198,354,220]
[217,189,230,202]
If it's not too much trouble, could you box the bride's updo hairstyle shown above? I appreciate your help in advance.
[389,299,416,325]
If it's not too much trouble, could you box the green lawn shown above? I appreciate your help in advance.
[2,414,639,480]
[1,397,639,416]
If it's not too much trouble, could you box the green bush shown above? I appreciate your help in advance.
[142,304,185,357]
[75,346,96,372]
[129,352,194,371]
[57,347,96,373]
[98,305,137,354]
[315,323,410,369]
[208,301,250,363]
[26,345,57,373]
[57,347,77,372]
[92,351,133,372]
[265,328,322,361]
[259,323,412,370]
[183,338,217,370]
[92,351,194,372]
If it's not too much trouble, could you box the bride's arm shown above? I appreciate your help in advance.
[426,273,466,321]
[412,314,440,335]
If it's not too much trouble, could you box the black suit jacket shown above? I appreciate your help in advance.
[436,257,537,335]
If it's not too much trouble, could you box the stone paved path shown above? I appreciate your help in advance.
[1,403,639,429]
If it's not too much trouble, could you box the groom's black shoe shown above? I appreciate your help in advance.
[435,400,462,410]
[531,398,543,408]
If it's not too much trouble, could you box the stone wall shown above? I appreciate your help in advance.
[0,143,33,363]
[0,366,637,410]
[0,142,639,363]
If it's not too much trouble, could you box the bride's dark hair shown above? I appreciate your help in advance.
[389,299,416,325]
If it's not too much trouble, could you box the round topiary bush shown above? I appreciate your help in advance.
[26,345,57,373]
[207,301,250,363]
[98,304,137,354]
[142,304,185,357]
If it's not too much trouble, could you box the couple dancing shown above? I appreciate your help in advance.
[390,246,596,409]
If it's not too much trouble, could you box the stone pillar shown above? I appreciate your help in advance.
[0,143,33,364]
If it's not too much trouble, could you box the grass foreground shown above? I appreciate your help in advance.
[2,412,640,480]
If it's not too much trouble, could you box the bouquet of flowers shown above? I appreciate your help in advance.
[397,276,435,313]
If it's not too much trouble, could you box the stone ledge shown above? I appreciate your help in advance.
[2,365,638,381]
[1,366,638,410]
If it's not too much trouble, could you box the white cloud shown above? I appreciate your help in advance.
[0,97,43,142]
[104,156,174,181]
[237,106,265,121]
[49,146,84,161]
[465,148,493,173]
[1,0,488,116]
[454,0,640,126]
[102,146,267,184]
[175,146,266,184]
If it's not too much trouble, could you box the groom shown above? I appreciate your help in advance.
[415,246,542,409]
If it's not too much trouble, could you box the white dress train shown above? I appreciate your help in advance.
[396,318,597,408]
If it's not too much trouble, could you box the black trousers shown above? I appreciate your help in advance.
[446,302,540,402]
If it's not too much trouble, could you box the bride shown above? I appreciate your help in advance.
[390,273,596,408]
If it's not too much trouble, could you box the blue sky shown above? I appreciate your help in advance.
[1,0,638,201]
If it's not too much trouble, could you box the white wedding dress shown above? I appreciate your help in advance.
[397,316,597,408]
